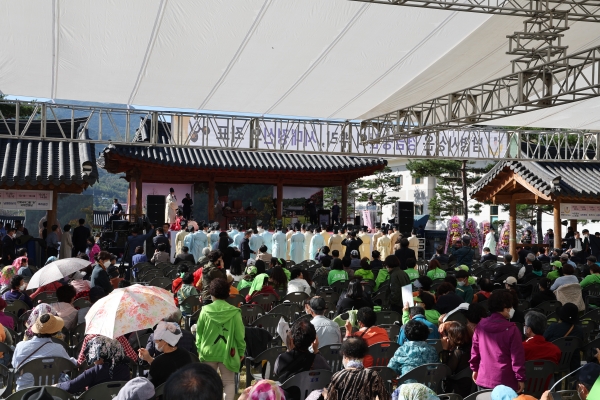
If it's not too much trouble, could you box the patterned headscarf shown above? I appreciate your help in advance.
[0,266,17,286]
[392,383,439,400]
[24,303,60,340]
[84,335,126,378]
[12,256,28,268]
[248,273,269,297]
[245,380,285,400]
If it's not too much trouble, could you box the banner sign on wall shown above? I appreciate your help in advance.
[560,203,600,219]
[0,190,52,210]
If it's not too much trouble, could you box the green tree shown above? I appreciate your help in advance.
[323,182,359,218]
[356,167,402,215]
[0,95,36,119]
[407,160,493,224]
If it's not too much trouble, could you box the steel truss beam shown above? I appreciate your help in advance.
[362,45,600,142]
[350,0,600,22]
[0,99,599,162]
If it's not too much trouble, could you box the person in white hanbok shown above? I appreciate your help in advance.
[165,188,178,224]
[483,226,497,255]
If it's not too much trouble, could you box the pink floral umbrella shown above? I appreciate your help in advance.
[85,284,179,339]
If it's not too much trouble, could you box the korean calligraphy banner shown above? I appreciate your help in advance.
[560,204,600,219]
[0,190,53,210]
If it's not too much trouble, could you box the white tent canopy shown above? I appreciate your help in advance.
[3,0,600,128]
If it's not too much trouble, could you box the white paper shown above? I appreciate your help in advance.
[277,317,290,344]
[401,284,414,308]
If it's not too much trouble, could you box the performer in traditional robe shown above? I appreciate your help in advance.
[366,195,378,228]
[228,224,239,241]
[175,227,189,255]
[309,227,324,261]
[165,188,178,224]
[372,225,384,253]
[183,226,194,255]
[290,228,305,263]
[286,225,294,260]
[249,229,264,260]
[358,227,372,260]
[191,226,208,262]
[272,226,287,259]
[377,233,391,259]
[328,228,343,255]
[302,224,314,261]
[483,226,497,255]
[258,222,273,255]
[320,224,331,249]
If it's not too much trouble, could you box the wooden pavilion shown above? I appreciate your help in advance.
[99,121,387,224]
[471,158,600,257]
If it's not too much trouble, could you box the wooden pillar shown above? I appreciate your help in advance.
[47,190,58,229]
[341,182,348,225]
[127,180,134,222]
[135,174,143,218]
[554,201,562,249]
[276,180,283,220]
[208,177,215,221]
[570,219,577,234]
[509,198,517,258]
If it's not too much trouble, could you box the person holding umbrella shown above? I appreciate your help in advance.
[91,251,114,295]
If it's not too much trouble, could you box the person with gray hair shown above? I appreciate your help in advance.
[522,310,561,364]
[197,247,211,265]
[145,310,196,357]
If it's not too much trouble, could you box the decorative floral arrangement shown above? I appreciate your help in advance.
[521,226,537,244]
[465,218,482,254]
[445,216,463,252]
[497,220,510,254]
[480,221,491,236]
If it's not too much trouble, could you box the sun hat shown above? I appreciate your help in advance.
[31,314,64,335]
[153,321,182,347]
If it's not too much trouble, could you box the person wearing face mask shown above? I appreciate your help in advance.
[470,289,526,393]
[2,275,33,308]
[455,269,474,303]
[90,251,114,294]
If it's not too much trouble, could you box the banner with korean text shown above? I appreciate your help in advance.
[560,204,600,219]
[0,190,53,210]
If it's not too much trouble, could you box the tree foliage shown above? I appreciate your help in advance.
[406,160,493,222]
[0,95,36,119]
[356,167,401,212]
[323,182,359,217]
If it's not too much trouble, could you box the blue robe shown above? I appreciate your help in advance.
[192,231,207,262]
[310,233,324,261]
[183,233,194,255]
[233,232,244,249]
[260,231,273,254]
[290,232,305,263]
[272,231,287,259]
[249,235,264,260]
[228,230,239,241]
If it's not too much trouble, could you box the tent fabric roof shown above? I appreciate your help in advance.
[472,160,600,200]
[3,1,600,129]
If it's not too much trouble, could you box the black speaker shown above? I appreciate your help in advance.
[146,195,166,226]
[396,201,414,236]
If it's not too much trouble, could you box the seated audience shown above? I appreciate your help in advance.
[544,302,585,342]
[269,265,288,291]
[138,321,193,387]
[13,314,76,390]
[434,283,464,314]
[388,319,439,375]
[131,246,148,267]
[163,363,223,400]
[274,319,330,382]
[392,383,439,400]
[472,278,494,304]
[413,292,441,325]
[287,269,311,295]
[581,264,600,288]
[16,257,33,279]
[349,250,361,269]
[328,259,348,286]
[370,250,383,272]
[342,257,355,281]
[404,258,420,282]
[151,243,170,265]
[343,307,389,368]
[481,247,498,263]
[305,297,341,349]
[439,321,472,397]
[177,273,199,316]
[523,311,561,365]
[550,264,579,290]
[493,254,517,283]
[426,259,446,281]
[455,269,473,303]
[51,285,78,330]
[114,377,155,400]
[174,246,195,265]
[3,275,33,308]
[530,277,556,308]
[320,337,389,400]
[354,258,375,281]
[431,245,449,265]
[57,336,129,393]
[0,299,14,329]
[336,280,373,315]
[78,286,105,325]
[398,305,439,346]
[23,303,65,342]
[465,303,488,338]
[245,273,279,303]
[146,311,196,357]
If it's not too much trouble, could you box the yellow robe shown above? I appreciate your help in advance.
[328,234,343,255]
[358,233,372,260]
[377,235,391,259]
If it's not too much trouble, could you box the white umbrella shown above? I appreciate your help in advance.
[26,258,91,290]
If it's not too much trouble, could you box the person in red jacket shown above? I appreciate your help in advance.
[344,307,389,368]
[522,310,561,364]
